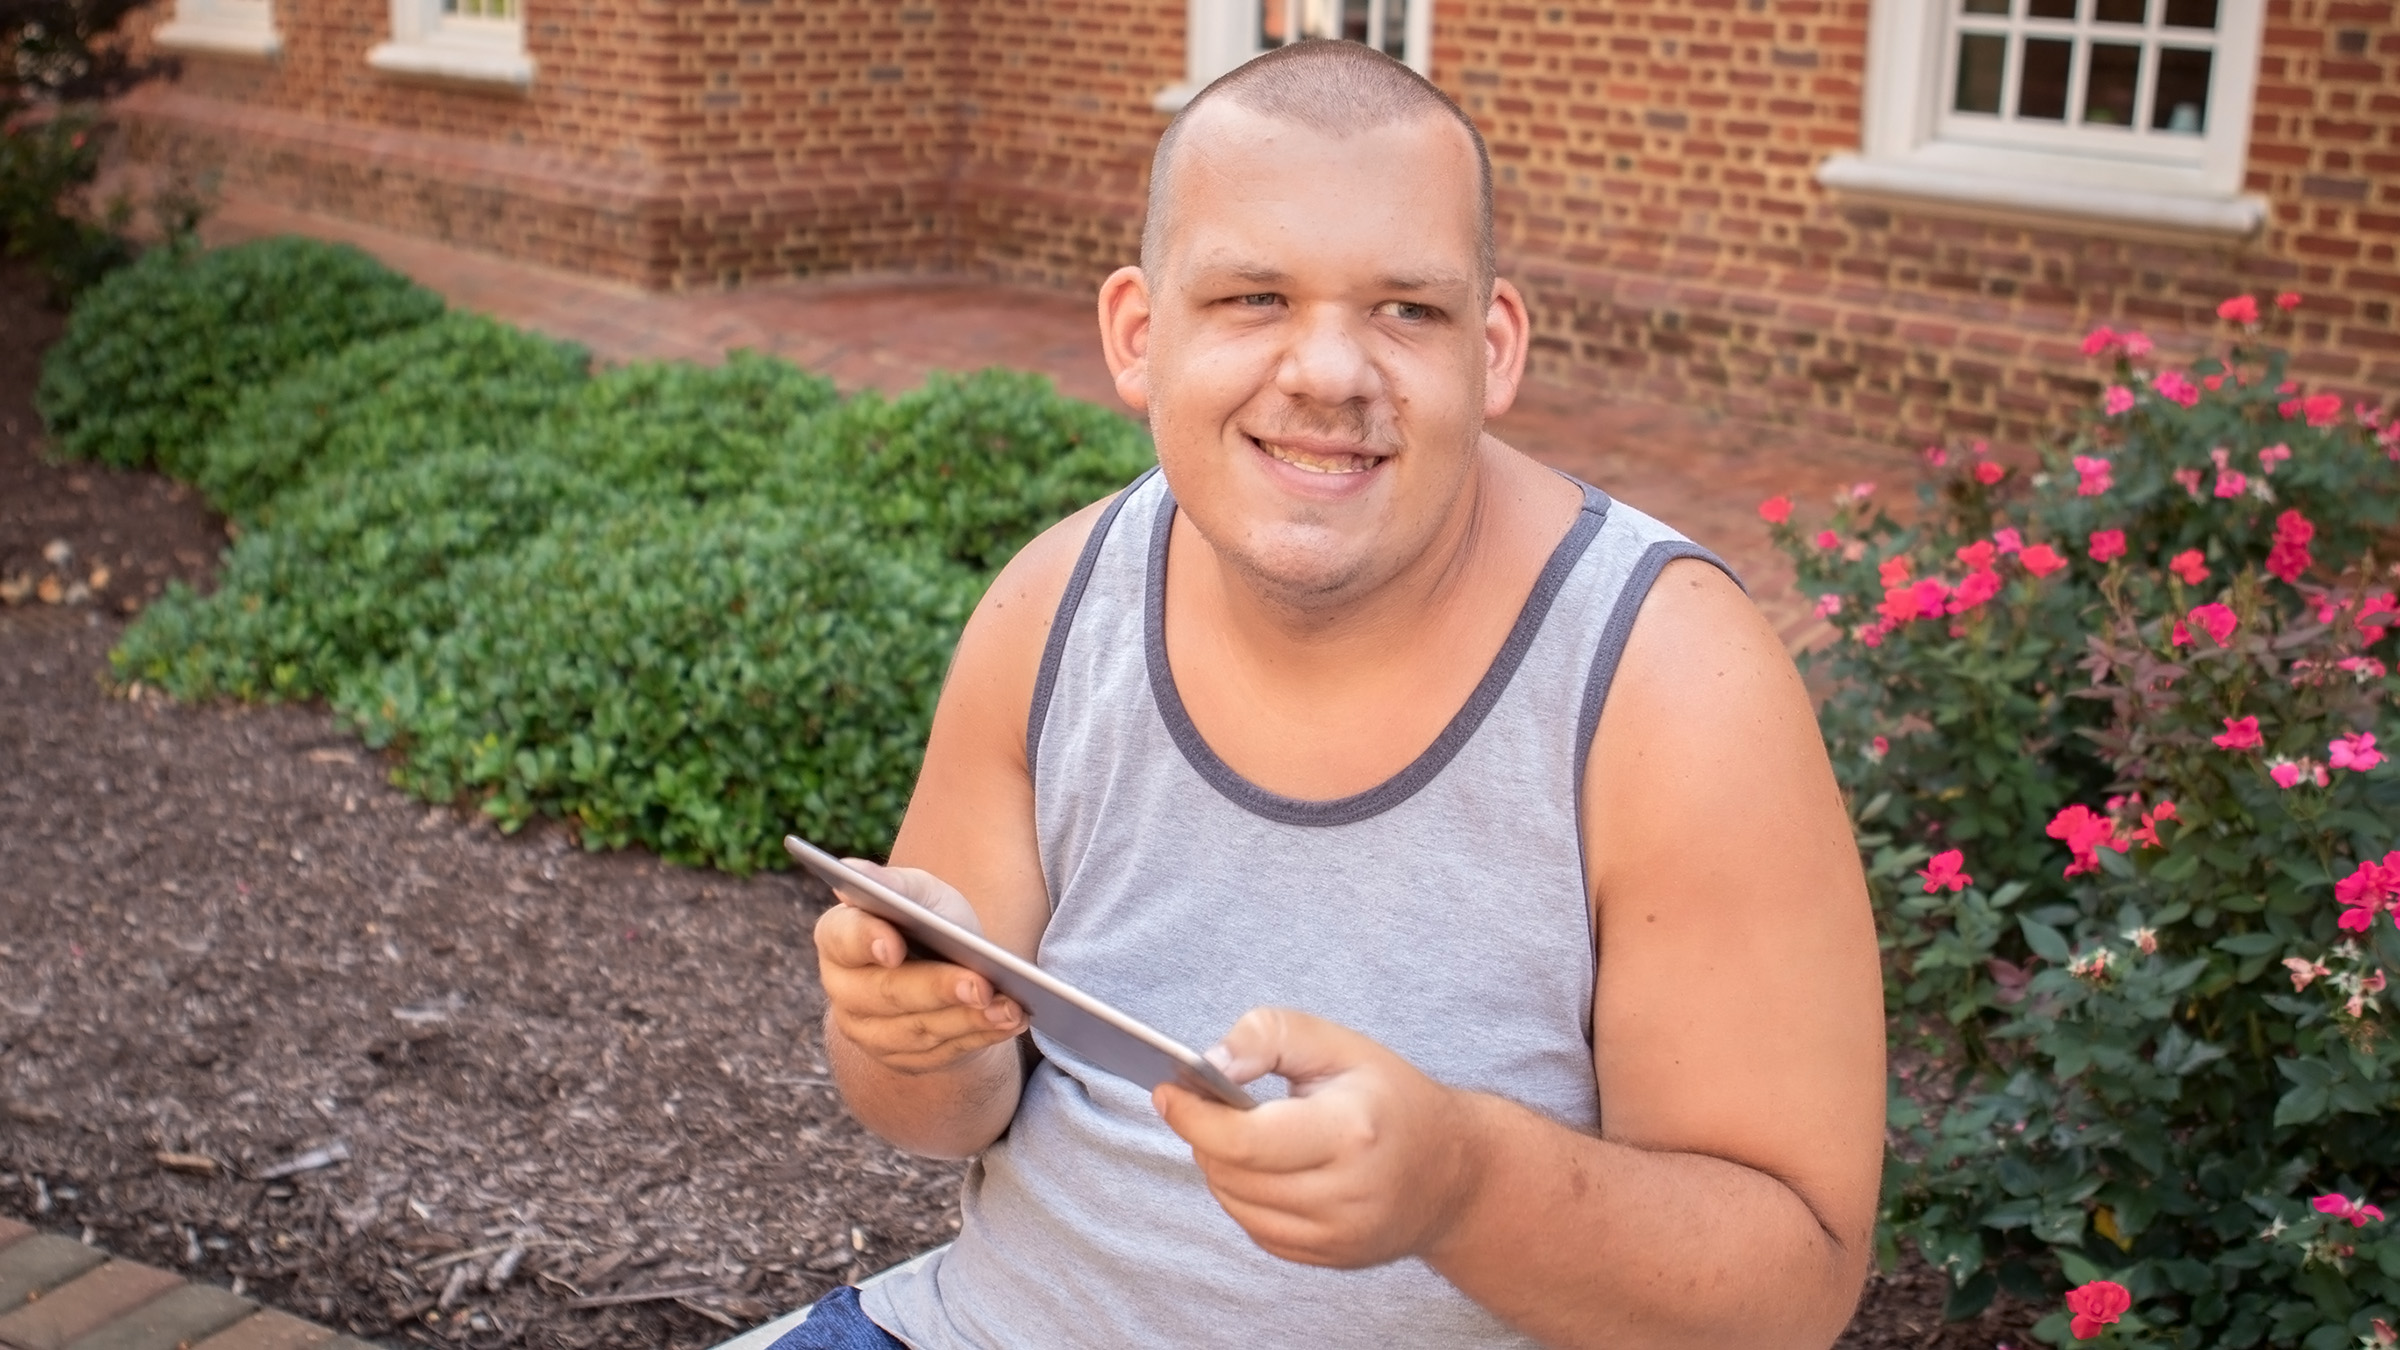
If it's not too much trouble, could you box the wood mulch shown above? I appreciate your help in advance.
[0,258,2029,1350]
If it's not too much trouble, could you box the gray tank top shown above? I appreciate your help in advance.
[862,468,1728,1348]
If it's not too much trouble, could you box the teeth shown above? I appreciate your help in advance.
[1260,440,1375,474]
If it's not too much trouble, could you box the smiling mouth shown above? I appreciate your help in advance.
[1253,437,1383,475]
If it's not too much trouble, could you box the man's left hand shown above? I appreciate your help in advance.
[1153,1007,1486,1269]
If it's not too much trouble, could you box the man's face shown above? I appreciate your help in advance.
[1119,105,1510,610]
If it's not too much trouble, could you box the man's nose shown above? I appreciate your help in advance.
[1273,303,1379,411]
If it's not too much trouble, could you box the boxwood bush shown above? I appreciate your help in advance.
[88,248,1154,865]
[38,236,445,473]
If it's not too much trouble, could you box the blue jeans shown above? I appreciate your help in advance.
[765,1287,905,1350]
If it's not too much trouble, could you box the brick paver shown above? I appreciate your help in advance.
[56,1283,253,1350]
[0,1225,30,1253]
[0,1238,107,1315]
[187,1310,333,1350]
[0,1261,183,1350]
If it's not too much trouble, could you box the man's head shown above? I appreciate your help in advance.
[1099,40,1529,616]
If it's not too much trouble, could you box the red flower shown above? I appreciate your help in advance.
[1949,568,2002,614]
[2168,550,2209,586]
[2127,800,2178,849]
[2213,715,2263,752]
[2048,805,2131,878]
[2313,1193,2388,1228]
[2019,544,2067,578]
[2088,529,2127,563]
[2266,509,2315,584]
[2073,454,2115,497]
[2334,854,2399,933]
[2277,291,2302,310]
[2217,294,2259,325]
[2305,392,2343,427]
[1879,556,1914,588]
[1955,540,1996,571]
[2188,602,2238,645]
[2066,1280,2133,1340]
[1974,460,2005,485]
[1813,529,1840,550]
[2153,370,2201,408]
[1919,849,1972,894]
[2081,325,2120,357]
[1758,496,1792,524]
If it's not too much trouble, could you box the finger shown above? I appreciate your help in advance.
[841,858,988,937]
[836,1001,1025,1061]
[1206,1006,1379,1093]
[1154,1084,1345,1175]
[826,958,1021,1026]
[814,903,910,970]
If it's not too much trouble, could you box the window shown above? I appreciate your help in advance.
[1818,0,2265,236]
[154,0,280,58]
[1155,0,1431,112]
[366,0,534,88]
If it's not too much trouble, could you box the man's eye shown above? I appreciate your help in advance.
[1377,301,1431,322]
[1237,293,1280,307]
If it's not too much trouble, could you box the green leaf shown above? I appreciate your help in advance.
[2021,917,2072,963]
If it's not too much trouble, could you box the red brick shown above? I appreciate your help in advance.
[189,1310,334,1350]
[0,1261,182,1350]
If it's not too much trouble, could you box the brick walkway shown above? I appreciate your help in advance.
[0,1219,376,1350]
[201,198,1917,638]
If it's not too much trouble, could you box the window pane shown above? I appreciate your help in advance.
[2093,0,2144,21]
[1955,33,2008,113]
[2083,42,2140,125]
[1261,0,1287,45]
[2026,0,2076,18]
[1962,0,2009,12]
[1342,0,1369,42]
[2162,0,2217,26]
[2018,37,2072,118]
[2152,46,2212,131]
[1381,0,1407,56]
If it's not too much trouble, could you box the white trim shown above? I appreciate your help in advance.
[1834,0,2263,234]
[368,0,533,88]
[154,0,280,57]
[1153,0,1429,114]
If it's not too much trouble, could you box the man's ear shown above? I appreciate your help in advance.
[1481,277,1531,421]
[1097,266,1153,415]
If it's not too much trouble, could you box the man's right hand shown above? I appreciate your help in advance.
[815,860,1027,1075]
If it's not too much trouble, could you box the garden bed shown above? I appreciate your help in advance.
[0,258,2029,1350]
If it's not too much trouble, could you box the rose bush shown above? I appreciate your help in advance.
[1766,296,2400,1347]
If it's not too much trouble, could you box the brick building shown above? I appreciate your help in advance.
[121,0,2396,447]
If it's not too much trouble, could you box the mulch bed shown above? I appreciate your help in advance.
[0,258,2028,1350]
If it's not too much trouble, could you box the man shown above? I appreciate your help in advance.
[771,38,1884,1350]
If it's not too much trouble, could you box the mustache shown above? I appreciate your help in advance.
[1243,402,1399,453]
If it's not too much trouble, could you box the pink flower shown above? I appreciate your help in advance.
[2048,804,2131,878]
[2339,656,2389,681]
[1974,461,2005,486]
[1879,556,1914,588]
[2190,603,2237,644]
[2081,326,2120,358]
[2333,853,2398,933]
[1759,496,1792,524]
[1922,445,1949,467]
[2128,799,2178,849]
[2169,550,2210,586]
[1869,735,1890,759]
[1813,592,1844,619]
[2171,619,2192,646]
[2257,442,2291,474]
[2122,332,2154,359]
[1993,528,2024,555]
[2218,294,2260,325]
[2074,454,2115,496]
[2066,1280,2132,1340]
[1949,568,2002,614]
[2088,529,2127,563]
[1814,529,1840,550]
[1919,849,1972,894]
[2305,393,2343,427]
[2330,732,2383,772]
[2277,291,2302,310]
[2172,466,2205,498]
[2019,544,2067,578]
[2271,760,2304,789]
[1849,481,1877,500]
[2154,370,2201,408]
[2361,592,2398,642]
[2104,385,2136,416]
[2213,715,2263,751]
[2215,469,2249,498]
[2286,956,2333,991]
[2266,509,2315,584]
[1956,540,1997,571]
[2313,1194,2388,1228]
[1857,621,1888,647]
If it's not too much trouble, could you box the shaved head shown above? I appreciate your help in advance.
[1142,40,1495,295]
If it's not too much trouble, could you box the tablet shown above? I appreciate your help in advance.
[786,837,1256,1110]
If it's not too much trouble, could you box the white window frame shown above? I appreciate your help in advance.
[367,0,534,88]
[1154,0,1433,112]
[154,0,281,58]
[1817,0,2267,237]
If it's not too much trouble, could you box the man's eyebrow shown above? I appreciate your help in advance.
[1376,270,1471,293]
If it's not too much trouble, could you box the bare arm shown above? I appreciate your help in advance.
[815,498,1108,1159]
[1158,559,1884,1348]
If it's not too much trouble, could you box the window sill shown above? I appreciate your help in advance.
[1152,82,1197,114]
[154,18,281,57]
[366,38,535,88]
[1816,153,2266,241]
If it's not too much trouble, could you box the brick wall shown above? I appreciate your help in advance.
[119,0,2397,445]
[1446,0,2400,448]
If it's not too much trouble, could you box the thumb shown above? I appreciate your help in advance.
[1206,1007,1373,1093]
[840,858,987,936]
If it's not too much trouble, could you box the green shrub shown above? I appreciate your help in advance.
[37,236,444,471]
[544,350,840,504]
[1763,298,2400,1347]
[192,311,591,521]
[0,108,130,300]
[337,499,978,868]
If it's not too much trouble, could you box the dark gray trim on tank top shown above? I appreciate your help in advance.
[1569,537,1741,952]
[1144,482,1613,828]
[1025,465,1160,780]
